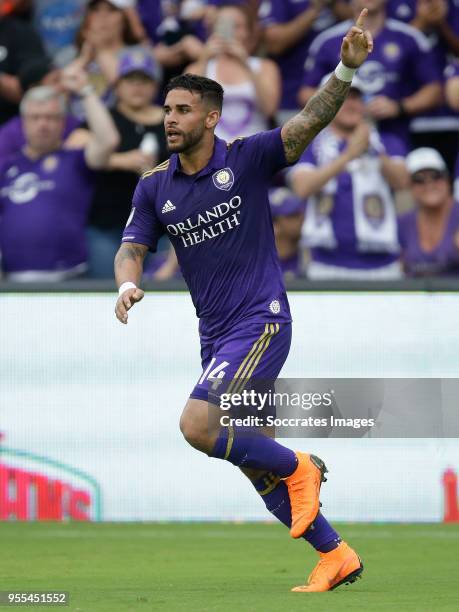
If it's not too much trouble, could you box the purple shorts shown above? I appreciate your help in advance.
[190,321,292,404]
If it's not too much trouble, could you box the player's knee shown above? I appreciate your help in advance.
[179,407,212,453]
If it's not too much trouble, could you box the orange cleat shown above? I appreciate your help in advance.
[283,453,328,538]
[291,541,363,592]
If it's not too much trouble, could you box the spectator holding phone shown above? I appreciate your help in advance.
[186,2,280,141]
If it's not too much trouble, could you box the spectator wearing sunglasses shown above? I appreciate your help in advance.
[398,148,459,276]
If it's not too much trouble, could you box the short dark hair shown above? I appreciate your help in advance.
[164,74,224,111]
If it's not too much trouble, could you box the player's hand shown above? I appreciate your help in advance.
[345,121,371,160]
[366,95,400,119]
[340,8,373,69]
[115,288,145,324]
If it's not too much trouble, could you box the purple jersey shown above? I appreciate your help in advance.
[0,149,93,275]
[303,19,441,140]
[259,0,338,111]
[0,115,80,162]
[290,127,405,269]
[122,128,292,342]
[398,203,459,276]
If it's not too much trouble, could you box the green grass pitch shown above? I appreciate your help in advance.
[1,522,458,611]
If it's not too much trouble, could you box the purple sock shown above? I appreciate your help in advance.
[253,474,341,552]
[211,426,297,478]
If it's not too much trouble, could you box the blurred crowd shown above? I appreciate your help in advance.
[1,0,459,281]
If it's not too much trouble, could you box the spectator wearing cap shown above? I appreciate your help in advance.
[299,0,442,145]
[67,49,168,278]
[0,59,81,161]
[289,73,408,280]
[398,148,459,277]
[0,63,119,281]
[269,187,305,279]
[187,3,280,142]
[0,9,49,125]
[259,0,352,124]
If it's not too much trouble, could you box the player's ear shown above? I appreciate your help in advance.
[206,109,220,129]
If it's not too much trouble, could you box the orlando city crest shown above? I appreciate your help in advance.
[212,167,234,191]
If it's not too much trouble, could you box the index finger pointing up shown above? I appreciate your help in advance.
[355,7,368,29]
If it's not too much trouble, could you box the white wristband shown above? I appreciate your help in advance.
[118,281,137,296]
[334,61,356,83]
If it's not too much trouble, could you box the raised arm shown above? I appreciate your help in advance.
[61,62,119,169]
[281,9,373,164]
[114,242,148,324]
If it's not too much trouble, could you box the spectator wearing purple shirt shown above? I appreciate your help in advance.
[408,0,459,174]
[411,0,459,56]
[290,74,408,279]
[0,65,119,281]
[259,0,352,123]
[299,0,442,143]
[398,148,459,276]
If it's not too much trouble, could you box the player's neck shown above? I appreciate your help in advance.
[178,136,215,175]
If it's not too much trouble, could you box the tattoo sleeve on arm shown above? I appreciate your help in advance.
[281,75,351,163]
[114,242,148,267]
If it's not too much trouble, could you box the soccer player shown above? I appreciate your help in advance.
[114,10,372,593]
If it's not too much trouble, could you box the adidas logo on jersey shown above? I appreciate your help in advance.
[162,199,176,213]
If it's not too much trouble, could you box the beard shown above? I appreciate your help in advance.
[166,124,205,153]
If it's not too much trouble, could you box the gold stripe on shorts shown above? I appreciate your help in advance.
[223,424,235,460]
[232,323,280,396]
[226,324,270,394]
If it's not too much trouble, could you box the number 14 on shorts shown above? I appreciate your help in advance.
[199,358,229,390]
